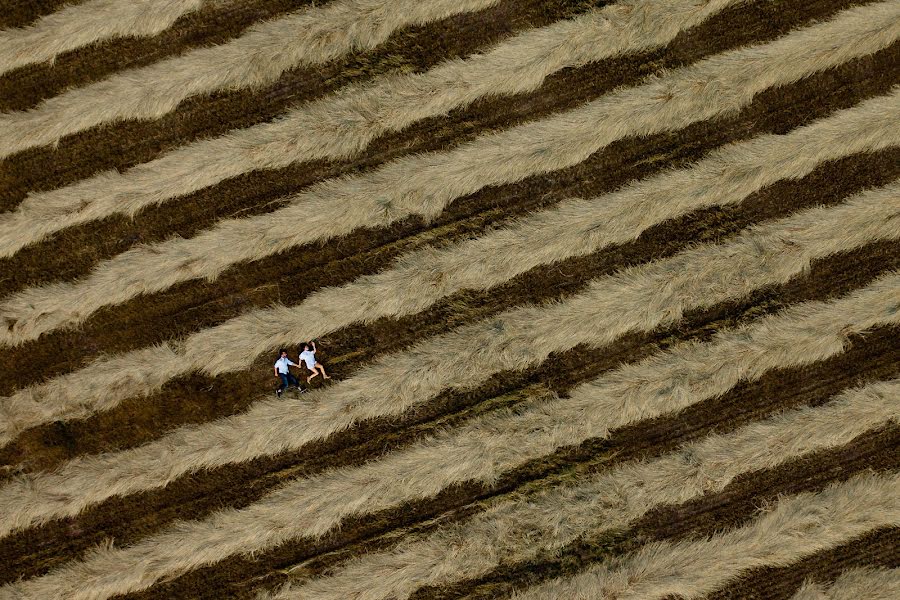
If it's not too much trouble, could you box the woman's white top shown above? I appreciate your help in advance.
[299,350,316,369]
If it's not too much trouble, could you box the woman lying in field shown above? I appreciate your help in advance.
[299,340,331,384]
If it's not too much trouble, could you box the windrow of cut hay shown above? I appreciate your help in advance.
[0,0,501,159]
[7,435,898,600]
[1,264,897,597]
[0,0,335,116]
[2,0,897,337]
[0,0,211,75]
[1,185,897,535]
[3,89,896,435]
[1,0,608,210]
[5,67,897,416]
[790,567,900,600]
[0,0,748,256]
[0,92,900,426]
[4,241,898,587]
[510,472,900,600]
[2,1,897,302]
[0,0,896,598]
[0,77,900,344]
[266,379,900,600]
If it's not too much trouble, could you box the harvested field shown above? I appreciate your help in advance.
[0,0,897,599]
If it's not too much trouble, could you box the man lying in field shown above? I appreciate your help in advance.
[273,349,304,397]
[299,340,331,384]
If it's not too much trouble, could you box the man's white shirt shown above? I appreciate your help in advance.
[274,356,297,374]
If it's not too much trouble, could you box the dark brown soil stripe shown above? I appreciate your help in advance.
[1,240,897,587]
[706,527,900,600]
[125,342,900,599]
[0,0,807,275]
[414,426,900,600]
[0,0,604,209]
[227,336,900,600]
[2,147,897,486]
[0,0,79,30]
[1,38,896,399]
[0,0,317,112]
[0,0,870,277]
[3,123,897,466]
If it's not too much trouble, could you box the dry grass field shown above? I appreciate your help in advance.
[0,0,898,598]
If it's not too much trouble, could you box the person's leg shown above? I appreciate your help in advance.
[277,373,289,395]
[316,364,330,379]
[287,372,301,389]
[307,368,319,383]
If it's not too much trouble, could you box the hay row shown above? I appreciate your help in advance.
[791,567,900,600]
[0,0,212,75]
[269,379,900,600]
[0,0,747,255]
[0,187,897,536]
[1,1,896,598]
[3,87,898,354]
[510,472,900,600]
[0,214,896,542]
[0,343,185,447]
[1,91,896,439]
[0,0,499,158]
[7,418,898,600]
[2,0,896,335]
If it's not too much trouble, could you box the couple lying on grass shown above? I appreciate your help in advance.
[273,341,330,397]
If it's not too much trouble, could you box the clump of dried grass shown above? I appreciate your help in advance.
[267,379,900,600]
[2,89,898,442]
[512,472,900,600]
[1,0,897,306]
[0,0,500,159]
[1,186,897,540]
[0,0,208,75]
[791,567,900,600]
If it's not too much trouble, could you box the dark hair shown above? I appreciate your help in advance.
[299,342,309,351]
[278,348,287,355]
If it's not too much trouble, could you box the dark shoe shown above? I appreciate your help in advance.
[276,388,283,398]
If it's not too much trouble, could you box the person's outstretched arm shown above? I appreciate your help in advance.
[310,341,317,354]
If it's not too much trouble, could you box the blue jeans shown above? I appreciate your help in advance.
[277,372,300,392]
